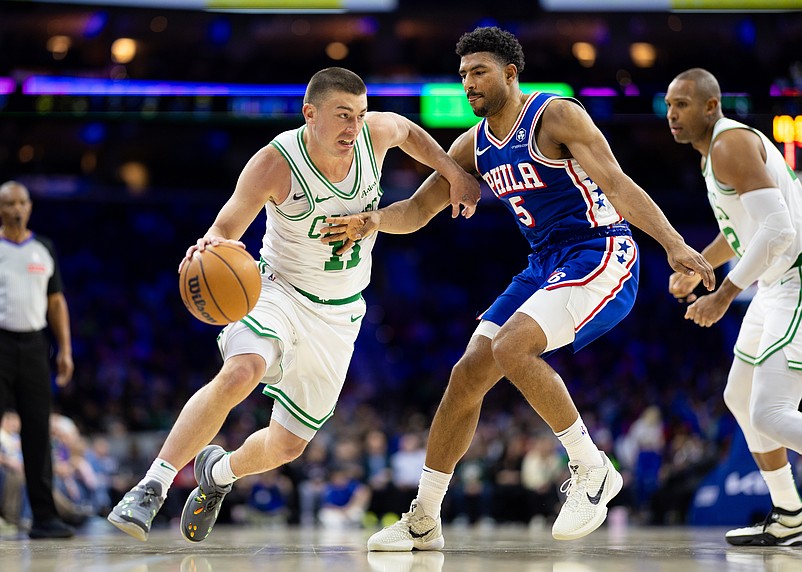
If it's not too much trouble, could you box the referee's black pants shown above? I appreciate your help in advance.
[0,328,60,523]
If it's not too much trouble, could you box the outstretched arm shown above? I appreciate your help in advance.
[322,129,477,254]
[543,99,715,291]
[366,112,480,219]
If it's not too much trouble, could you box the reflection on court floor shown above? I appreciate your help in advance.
[0,521,799,572]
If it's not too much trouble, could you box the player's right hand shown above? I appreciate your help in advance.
[178,236,246,273]
[668,270,703,303]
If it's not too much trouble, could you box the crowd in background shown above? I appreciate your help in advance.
[0,194,761,536]
[1,2,801,538]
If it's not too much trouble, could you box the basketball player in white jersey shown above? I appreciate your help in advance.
[666,68,802,546]
[107,67,481,543]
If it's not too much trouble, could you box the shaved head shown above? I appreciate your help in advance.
[672,68,721,103]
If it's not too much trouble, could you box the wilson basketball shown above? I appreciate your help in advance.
[179,243,261,325]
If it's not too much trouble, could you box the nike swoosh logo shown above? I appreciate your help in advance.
[409,526,435,539]
[587,474,608,505]
[315,196,334,203]
[160,462,176,472]
[292,192,305,201]
[780,275,795,285]
[476,145,492,156]
[350,315,362,322]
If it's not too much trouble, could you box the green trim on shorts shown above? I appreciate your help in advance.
[734,267,802,366]
[240,315,281,340]
[292,285,363,306]
[262,385,335,430]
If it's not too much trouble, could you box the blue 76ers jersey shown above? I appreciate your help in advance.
[474,92,623,252]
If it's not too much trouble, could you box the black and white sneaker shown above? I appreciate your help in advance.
[726,506,802,546]
[367,500,444,552]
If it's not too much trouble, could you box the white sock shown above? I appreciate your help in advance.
[211,452,239,486]
[555,416,604,467]
[416,465,452,519]
[140,458,177,498]
[762,464,802,511]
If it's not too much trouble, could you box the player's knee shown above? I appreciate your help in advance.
[214,357,264,398]
[449,350,497,401]
[749,401,784,440]
[722,380,746,418]
[271,434,307,465]
[491,328,531,373]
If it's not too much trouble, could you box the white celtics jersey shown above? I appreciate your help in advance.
[703,117,802,283]
[261,124,383,302]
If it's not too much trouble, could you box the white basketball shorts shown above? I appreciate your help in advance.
[734,266,802,370]
[216,269,365,441]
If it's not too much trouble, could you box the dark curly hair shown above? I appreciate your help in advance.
[455,26,525,75]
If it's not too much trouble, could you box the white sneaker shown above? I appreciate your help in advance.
[367,501,444,552]
[725,506,802,546]
[552,452,623,540]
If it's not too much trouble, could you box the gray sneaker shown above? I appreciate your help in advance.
[107,480,164,541]
[180,445,232,542]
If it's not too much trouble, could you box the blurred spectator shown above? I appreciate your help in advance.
[363,429,397,525]
[390,433,427,514]
[521,433,563,527]
[318,465,371,529]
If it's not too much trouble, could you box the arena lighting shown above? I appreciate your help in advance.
[11,0,398,11]
[0,77,14,95]
[420,83,574,128]
[773,115,802,170]
[21,76,421,96]
[541,0,802,10]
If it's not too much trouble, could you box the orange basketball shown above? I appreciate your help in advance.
[179,243,261,325]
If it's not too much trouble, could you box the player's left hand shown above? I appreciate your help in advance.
[666,243,715,292]
[448,171,481,219]
[684,291,729,327]
[321,212,380,255]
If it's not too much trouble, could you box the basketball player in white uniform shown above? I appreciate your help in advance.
[107,67,481,543]
[666,68,802,546]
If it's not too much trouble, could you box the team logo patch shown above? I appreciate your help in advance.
[547,269,567,284]
[516,128,527,142]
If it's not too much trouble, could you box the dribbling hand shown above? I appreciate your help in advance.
[178,236,246,273]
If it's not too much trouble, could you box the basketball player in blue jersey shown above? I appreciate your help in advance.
[323,27,714,548]
[666,68,802,546]
[107,67,480,543]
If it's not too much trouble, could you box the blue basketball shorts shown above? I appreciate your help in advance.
[478,233,639,354]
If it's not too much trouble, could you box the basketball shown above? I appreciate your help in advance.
[179,243,261,325]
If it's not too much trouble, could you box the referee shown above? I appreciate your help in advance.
[0,180,75,539]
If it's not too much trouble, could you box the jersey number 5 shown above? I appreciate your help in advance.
[509,196,535,228]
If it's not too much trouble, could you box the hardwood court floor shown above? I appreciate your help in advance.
[1,520,801,572]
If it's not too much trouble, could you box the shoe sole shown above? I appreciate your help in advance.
[368,535,445,552]
[552,468,624,541]
[107,512,148,542]
[726,533,802,547]
[180,445,226,543]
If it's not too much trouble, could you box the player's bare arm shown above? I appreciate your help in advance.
[366,112,481,218]
[322,129,478,255]
[542,99,715,291]
[179,145,290,272]
[685,130,791,327]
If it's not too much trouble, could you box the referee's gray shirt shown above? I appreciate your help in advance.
[0,233,63,332]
